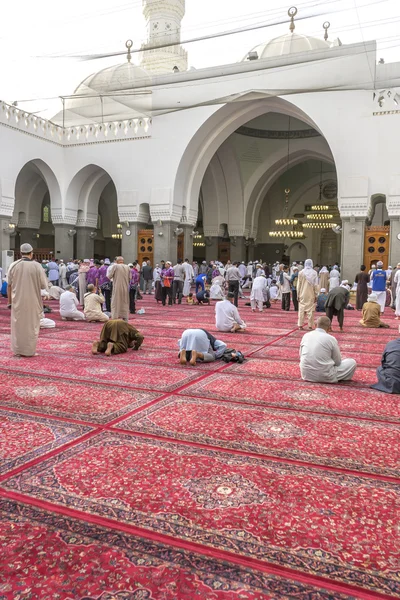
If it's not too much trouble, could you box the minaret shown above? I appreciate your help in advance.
[141,0,188,74]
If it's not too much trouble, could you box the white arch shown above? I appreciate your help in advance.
[65,165,115,226]
[249,150,335,238]
[174,97,337,220]
[14,159,62,226]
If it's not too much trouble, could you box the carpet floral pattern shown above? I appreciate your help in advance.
[0,298,398,598]
[115,396,400,476]
[0,499,358,600]
[0,410,91,475]
[3,431,399,595]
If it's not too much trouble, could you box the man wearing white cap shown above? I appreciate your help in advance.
[7,244,48,357]
[359,293,389,328]
[370,261,387,313]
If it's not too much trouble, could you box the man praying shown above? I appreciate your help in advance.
[300,316,357,383]
[92,320,144,356]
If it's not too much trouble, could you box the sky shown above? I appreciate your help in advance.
[0,0,399,116]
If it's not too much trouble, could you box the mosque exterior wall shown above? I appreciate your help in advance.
[1,43,400,272]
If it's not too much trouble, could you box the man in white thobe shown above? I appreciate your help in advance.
[215,293,246,332]
[60,286,85,320]
[8,243,49,357]
[182,259,194,297]
[107,257,130,320]
[58,260,68,288]
[300,316,357,383]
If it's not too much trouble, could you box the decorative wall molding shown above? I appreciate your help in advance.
[0,101,152,147]
[237,126,321,139]
[17,216,41,229]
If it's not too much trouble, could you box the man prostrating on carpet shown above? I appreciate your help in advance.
[92,319,144,356]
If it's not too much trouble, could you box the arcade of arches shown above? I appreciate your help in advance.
[9,112,392,271]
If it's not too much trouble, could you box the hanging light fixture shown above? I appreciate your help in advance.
[270,117,305,238]
[303,222,338,229]
[311,204,330,211]
[306,214,334,220]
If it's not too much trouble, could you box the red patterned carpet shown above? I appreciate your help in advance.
[0,297,399,599]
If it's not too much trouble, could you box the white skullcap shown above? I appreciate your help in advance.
[320,288,326,293]
[377,261,383,267]
[20,243,33,253]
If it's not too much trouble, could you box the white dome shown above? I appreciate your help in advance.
[246,32,330,61]
[58,61,153,123]
[74,62,151,96]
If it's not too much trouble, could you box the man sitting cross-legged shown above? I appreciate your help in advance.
[300,316,357,383]
[215,292,246,333]
[92,319,144,356]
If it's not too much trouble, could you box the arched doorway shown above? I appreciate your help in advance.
[13,159,62,259]
[177,99,340,265]
[65,165,120,260]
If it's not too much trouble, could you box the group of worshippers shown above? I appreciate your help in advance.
[5,243,400,395]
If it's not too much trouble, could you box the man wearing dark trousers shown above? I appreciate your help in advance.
[290,266,299,311]
[280,265,291,311]
[225,262,241,307]
[172,259,184,304]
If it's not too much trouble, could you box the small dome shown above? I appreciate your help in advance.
[74,62,151,96]
[245,32,330,61]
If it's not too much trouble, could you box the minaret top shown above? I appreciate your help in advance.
[141,0,188,74]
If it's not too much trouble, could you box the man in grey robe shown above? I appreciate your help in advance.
[107,256,130,321]
[8,243,48,357]
[371,337,400,394]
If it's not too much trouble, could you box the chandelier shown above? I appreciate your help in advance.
[193,234,205,247]
[311,205,329,211]
[269,230,305,238]
[275,218,298,225]
[112,223,123,239]
[270,118,306,238]
[306,214,334,220]
[303,222,338,229]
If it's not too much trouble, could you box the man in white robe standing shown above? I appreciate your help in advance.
[182,259,194,297]
[58,260,68,288]
[215,292,246,332]
[8,243,49,357]
[300,316,357,383]
[108,256,130,320]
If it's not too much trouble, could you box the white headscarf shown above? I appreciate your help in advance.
[301,259,318,285]
[319,266,328,273]
[340,280,350,291]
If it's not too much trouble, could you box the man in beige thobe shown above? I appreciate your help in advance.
[84,284,109,322]
[8,243,48,357]
[107,257,130,320]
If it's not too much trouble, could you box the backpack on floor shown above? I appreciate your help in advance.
[221,349,245,363]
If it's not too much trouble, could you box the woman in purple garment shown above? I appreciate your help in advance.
[161,261,174,306]
[98,259,112,313]
[86,261,100,287]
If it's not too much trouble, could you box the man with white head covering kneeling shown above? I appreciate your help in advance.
[300,316,357,383]
[360,293,390,328]
[297,259,319,330]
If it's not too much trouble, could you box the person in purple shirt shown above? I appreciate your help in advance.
[86,261,100,287]
[98,259,112,312]
[161,261,174,306]
[129,262,140,314]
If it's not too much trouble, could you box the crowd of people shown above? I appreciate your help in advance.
[4,244,400,395]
